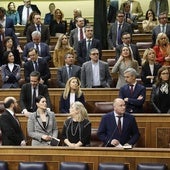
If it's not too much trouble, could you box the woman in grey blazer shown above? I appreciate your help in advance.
[27,95,58,146]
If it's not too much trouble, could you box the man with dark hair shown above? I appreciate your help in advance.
[20,71,51,117]
[0,97,26,145]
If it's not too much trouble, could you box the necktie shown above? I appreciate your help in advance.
[27,7,30,21]
[68,65,72,78]
[37,25,40,32]
[162,25,165,33]
[130,84,134,95]
[1,34,4,43]
[32,87,36,111]
[117,116,122,133]
[36,44,40,55]
[34,61,38,71]
[86,40,91,60]
[80,28,83,40]
[117,24,122,45]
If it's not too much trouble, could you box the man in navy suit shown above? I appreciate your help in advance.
[17,0,41,25]
[97,98,140,147]
[76,25,102,66]
[119,68,146,113]
[0,97,26,145]
[57,53,81,88]
[22,30,51,63]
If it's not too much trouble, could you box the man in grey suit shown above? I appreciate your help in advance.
[81,48,112,88]
[108,10,132,50]
[69,17,85,50]
[57,53,81,88]
[152,12,170,46]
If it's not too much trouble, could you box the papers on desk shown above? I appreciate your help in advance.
[115,143,132,149]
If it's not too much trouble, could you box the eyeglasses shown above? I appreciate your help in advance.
[91,53,99,55]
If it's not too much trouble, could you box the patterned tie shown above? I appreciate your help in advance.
[80,28,84,40]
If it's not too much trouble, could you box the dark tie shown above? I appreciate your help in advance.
[37,25,40,31]
[117,116,122,133]
[117,24,122,45]
[68,65,72,78]
[34,61,38,71]
[36,44,40,55]
[27,7,30,20]
[130,84,134,95]
[1,33,4,43]
[80,28,83,40]
[86,40,91,60]
[32,87,36,111]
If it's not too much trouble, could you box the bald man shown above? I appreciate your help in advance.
[0,97,26,146]
[97,98,140,147]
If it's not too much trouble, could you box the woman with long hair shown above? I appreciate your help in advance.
[151,67,170,113]
[59,77,85,113]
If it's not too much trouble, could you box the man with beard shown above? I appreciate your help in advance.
[0,97,26,146]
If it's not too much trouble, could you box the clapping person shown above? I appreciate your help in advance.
[59,77,85,113]
[151,67,170,113]
[27,95,58,146]
[1,51,21,88]
[141,48,161,87]
[62,101,91,147]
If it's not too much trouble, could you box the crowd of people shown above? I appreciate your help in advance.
[0,0,170,147]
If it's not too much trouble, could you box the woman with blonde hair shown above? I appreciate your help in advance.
[62,101,91,147]
[141,48,161,87]
[59,77,85,113]
[112,46,139,88]
[153,32,170,66]
[53,34,74,67]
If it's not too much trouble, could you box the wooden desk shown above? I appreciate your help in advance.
[0,147,169,170]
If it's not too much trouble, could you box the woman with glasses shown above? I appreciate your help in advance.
[142,9,158,33]
[153,32,170,66]
[151,66,170,113]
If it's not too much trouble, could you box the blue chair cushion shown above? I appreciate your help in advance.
[137,163,167,170]
[0,161,8,170]
[98,163,128,170]
[60,162,89,170]
[19,162,47,170]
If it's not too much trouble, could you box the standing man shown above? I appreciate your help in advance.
[107,10,132,50]
[81,48,112,88]
[97,98,140,147]
[20,71,51,117]
[17,0,41,25]
[57,53,81,88]
[152,12,170,46]
[77,25,102,66]
[119,68,146,113]
[0,97,26,146]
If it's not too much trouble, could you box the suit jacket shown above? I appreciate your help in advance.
[152,24,170,46]
[24,58,51,85]
[59,93,86,113]
[57,65,81,88]
[81,60,112,88]
[17,4,41,25]
[44,13,53,25]
[5,17,15,32]
[26,24,50,44]
[27,110,58,146]
[77,38,102,66]
[1,64,21,88]
[0,110,25,145]
[22,42,51,62]
[108,21,132,49]
[97,112,140,146]
[141,62,161,87]
[20,83,51,112]
[119,83,146,113]
[149,0,169,16]
[116,44,141,66]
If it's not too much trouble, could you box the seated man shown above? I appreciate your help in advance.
[22,30,51,63]
[57,53,81,88]
[24,47,51,86]
[119,68,146,113]
[97,98,140,147]
[81,48,112,88]
[20,71,51,117]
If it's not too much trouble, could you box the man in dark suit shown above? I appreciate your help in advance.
[57,53,81,88]
[22,31,51,63]
[152,12,170,46]
[116,32,141,66]
[119,68,146,113]
[0,97,26,145]
[26,13,50,44]
[81,48,112,88]
[20,71,51,117]
[97,98,140,147]
[24,47,51,86]
[17,0,41,25]
[107,0,117,23]
[76,25,102,66]
[108,10,132,49]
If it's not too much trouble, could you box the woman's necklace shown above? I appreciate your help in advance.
[71,120,80,136]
